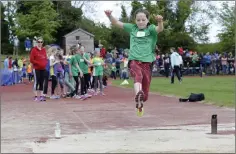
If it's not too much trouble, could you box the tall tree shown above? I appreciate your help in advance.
[5,1,17,43]
[120,5,129,22]
[185,1,216,43]
[14,0,60,43]
[1,2,12,54]
[217,2,235,52]
[52,1,83,45]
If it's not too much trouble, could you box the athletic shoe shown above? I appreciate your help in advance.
[85,93,92,98]
[34,96,38,101]
[73,95,81,99]
[40,96,46,102]
[80,95,87,100]
[50,95,59,99]
[135,91,144,117]
[136,107,144,117]
[100,92,105,96]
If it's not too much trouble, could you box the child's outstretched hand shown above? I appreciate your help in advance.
[155,15,163,22]
[104,10,112,17]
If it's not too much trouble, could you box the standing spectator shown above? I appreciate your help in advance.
[192,52,199,74]
[8,57,13,69]
[178,47,184,56]
[24,37,32,52]
[3,56,9,69]
[221,55,227,75]
[32,36,37,47]
[100,47,106,59]
[30,37,48,101]
[163,53,170,78]
[13,36,19,57]
[203,52,211,74]
[170,48,182,84]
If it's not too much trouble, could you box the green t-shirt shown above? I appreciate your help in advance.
[192,54,199,63]
[123,23,158,62]
[69,54,80,76]
[18,59,23,69]
[111,66,116,72]
[92,57,104,76]
[77,53,89,74]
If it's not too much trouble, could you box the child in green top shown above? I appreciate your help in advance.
[105,8,164,116]
[92,51,105,96]
[111,63,116,80]
[69,45,84,99]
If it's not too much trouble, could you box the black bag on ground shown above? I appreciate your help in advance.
[188,93,205,102]
[179,93,205,102]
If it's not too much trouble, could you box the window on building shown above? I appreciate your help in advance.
[76,36,80,40]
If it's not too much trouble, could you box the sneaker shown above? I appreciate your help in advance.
[40,96,46,102]
[88,89,94,93]
[135,91,144,117]
[73,95,81,99]
[80,95,87,100]
[100,92,105,96]
[34,96,38,101]
[50,95,59,99]
[136,107,144,117]
[85,93,92,98]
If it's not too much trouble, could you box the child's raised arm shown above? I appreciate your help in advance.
[104,10,124,29]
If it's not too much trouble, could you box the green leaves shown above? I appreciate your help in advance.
[217,2,235,52]
[14,0,60,43]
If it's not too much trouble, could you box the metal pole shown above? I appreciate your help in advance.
[211,114,217,134]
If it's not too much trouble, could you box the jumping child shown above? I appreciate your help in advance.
[104,9,164,116]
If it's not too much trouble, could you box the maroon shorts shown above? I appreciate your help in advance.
[129,60,152,102]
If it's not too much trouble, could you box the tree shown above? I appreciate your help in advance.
[185,1,216,43]
[52,1,83,45]
[127,0,216,52]
[120,5,129,22]
[14,0,60,43]
[1,2,13,54]
[5,1,17,43]
[217,2,235,52]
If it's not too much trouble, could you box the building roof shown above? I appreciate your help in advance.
[63,28,94,37]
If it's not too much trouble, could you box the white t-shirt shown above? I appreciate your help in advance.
[49,55,55,66]
[124,60,128,68]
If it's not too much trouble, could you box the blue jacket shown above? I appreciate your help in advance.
[203,55,211,64]
[24,39,32,48]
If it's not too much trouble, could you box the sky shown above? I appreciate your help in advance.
[78,1,235,43]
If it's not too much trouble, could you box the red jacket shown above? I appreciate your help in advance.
[30,46,47,70]
[100,48,106,59]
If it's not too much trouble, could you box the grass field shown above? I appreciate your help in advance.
[112,76,235,108]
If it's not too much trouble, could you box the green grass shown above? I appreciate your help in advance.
[112,76,235,108]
